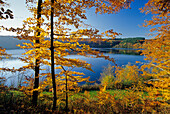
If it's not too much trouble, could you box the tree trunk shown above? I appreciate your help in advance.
[61,66,68,114]
[33,0,42,106]
[65,73,68,114]
[51,0,57,111]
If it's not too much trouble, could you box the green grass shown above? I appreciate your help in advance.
[86,89,128,97]
[9,90,24,96]
[42,91,53,96]
[69,89,130,100]
[69,89,149,101]
[8,89,148,101]
[88,90,98,97]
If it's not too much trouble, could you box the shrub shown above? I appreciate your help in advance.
[99,64,115,89]
[114,63,141,89]
[80,83,100,91]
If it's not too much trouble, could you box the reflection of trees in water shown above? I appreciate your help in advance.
[116,49,142,55]
[95,48,142,55]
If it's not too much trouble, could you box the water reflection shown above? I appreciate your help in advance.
[94,48,142,55]
[0,48,145,86]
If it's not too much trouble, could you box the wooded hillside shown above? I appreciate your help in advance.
[0,36,145,49]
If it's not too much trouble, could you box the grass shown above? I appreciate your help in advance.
[1,88,168,113]
[41,91,53,96]
[8,89,148,101]
[70,89,132,100]
[9,90,24,96]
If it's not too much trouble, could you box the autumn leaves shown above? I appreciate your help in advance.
[0,0,169,113]
[7,0,132,111]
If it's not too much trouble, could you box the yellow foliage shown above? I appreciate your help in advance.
[139,0,170,111]
[0,47,11,60]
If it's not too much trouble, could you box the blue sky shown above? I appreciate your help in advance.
[0,0,152,39]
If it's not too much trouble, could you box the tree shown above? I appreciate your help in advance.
[41,0,133,111]
[1,0,134,111]
[139,0,170,111]
[141,0,170,75]
[50,0,57,110]
[32,0,42,106]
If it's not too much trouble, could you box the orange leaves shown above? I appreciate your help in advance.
[0,47,11,60]
[139,0,170,109]
[141,0,170,75]
[94,0,134,14]
[8,0,132,81]
[141,0,170,35]
[103,29,122,39]
[114,64,141,89]
[141,0,170,17]
[1,0,135,110]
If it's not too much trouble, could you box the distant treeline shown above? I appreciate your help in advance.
[79,37,145,48]
[0,36,145,49]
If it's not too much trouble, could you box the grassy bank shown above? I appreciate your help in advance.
[1,86,169,113]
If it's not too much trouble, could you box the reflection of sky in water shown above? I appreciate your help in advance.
[0,49,146,86]
[0,59,27,69]
[66,54,145,84]
[6,49,26,58]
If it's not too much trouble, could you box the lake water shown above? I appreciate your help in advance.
[0,48,146,86]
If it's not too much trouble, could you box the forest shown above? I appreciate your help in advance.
[0,36,145,49]
[0,0,169,113]
[78,37,145,48]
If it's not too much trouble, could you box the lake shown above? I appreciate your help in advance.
[0,48,146,86]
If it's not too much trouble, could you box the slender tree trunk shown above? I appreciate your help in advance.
[65,73,68,114]
[33,0,42,106]
[51,0,57,111]
[61,66,68,114]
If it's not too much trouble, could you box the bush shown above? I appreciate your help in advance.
[114,63,142,89]
[80,83,100,91]
[99,63,150,89]
[99,64,115,89]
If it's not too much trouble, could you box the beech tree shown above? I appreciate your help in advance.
[1,0,134,111]
[32,0,42,106]
[137,0,170,111]
[141,0,170,75]
[39,0,134,111]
